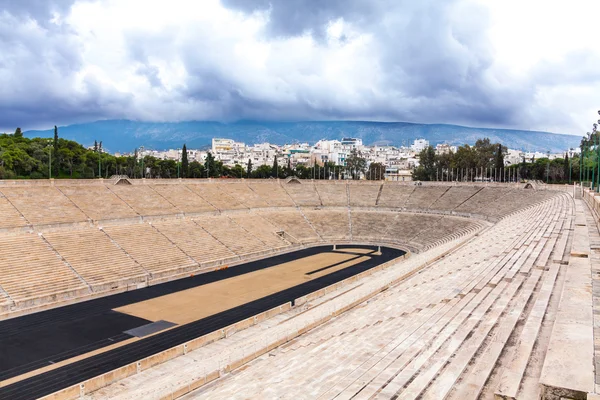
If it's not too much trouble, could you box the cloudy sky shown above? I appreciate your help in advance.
[1,0,598,134]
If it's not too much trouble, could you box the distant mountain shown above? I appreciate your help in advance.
[24,120,580,153]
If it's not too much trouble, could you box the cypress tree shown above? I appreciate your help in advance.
[494,144,504,182]
[181,144,189,178]
[14,127,23,138]
[204,151,216,178]
[564,152,570,182]
[53,126,59,176]
[247,158,252,177]
[272,156,278,178]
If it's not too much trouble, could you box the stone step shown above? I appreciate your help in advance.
[339,204,553,399]
[327,222,546,399]
[390,274,528,399]
[438,269,543,400]
[494,261,562,400]
[539,199,595,399]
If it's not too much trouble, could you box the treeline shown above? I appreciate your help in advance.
[0,128,374,180]
[413,138,578,183]
[1,128,581,183]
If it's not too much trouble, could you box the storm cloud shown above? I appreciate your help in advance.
[0,0,597,134]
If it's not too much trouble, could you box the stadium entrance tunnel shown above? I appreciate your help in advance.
[0,244,405,400]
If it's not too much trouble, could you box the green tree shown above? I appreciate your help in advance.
[181,144,189,178]
[346,149,367,179]
[14,127,23,138]
[564,152,570,182]
[188,161,204,178]
[204,151,217,178]
[272,156,278,178]
[247,158,252,177]
[53,126,59,176]
[367,162,386,180]
[229,164,245,178]
[494,143,505,181]
[412,146,436,181]
[252,164,272,178]
[473,138,496,169]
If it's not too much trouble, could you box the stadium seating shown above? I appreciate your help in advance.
[0,186,88,226]
[102,223,197,276]
[377,184,415,208]
[257,210,321,243]
[454,186,514,215]
[314,183,348,207]
[246,182,295,207]
[404,185,450,210]
[152,219,237,264]
[58,185,138,221]
[150,193,576,400]
[186,183,247,211]
[427,185,482,211]
[350,210,395,241]
[42,228,148,287]
[0,232,88,305]
[110,185,179,216]
[0,181,566,318]
[151,184,216,214]
[217,182,270,208]
[282,181,322,207]
[302,209,350,240]
[193,215,271,256]
[0,194,28,229]
[3,179,591,400]
[228,213,290,249]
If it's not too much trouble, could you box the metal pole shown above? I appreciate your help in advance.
[596,136,600,192]
[591,147,595,189]
[587,145,590,186]
[547,151,550,184]
[569,152,572,184]
[580,145,583,184]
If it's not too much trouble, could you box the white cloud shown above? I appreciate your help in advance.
[0,0,598,135]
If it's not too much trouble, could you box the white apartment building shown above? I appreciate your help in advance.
[435,143,457,154]
[411,138,429,152]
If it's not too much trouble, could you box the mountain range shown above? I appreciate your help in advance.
[23,120,581,154]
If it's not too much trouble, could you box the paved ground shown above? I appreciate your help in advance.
[0,244,404,400]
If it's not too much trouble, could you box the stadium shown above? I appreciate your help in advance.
[0,178,594,400]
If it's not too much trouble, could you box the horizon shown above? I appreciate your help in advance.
[20,118,575,138]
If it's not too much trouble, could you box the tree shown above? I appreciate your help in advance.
[412,146,436,181]
[181,144,189,178]
[474,138,496,169]
[367,162,386,180]
[246,159,252,177]
[229,164,245,178]
[346,149,367,179]
[53,126,59,176]
[14,127,23,138]
[188,161,205,178]
[253,164,272,178]
[564,152,570,182]
[272,156,278,178]
[494,143,505,181]
[204,151,218,178]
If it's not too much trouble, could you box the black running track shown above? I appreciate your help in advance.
[0,245,404,400]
